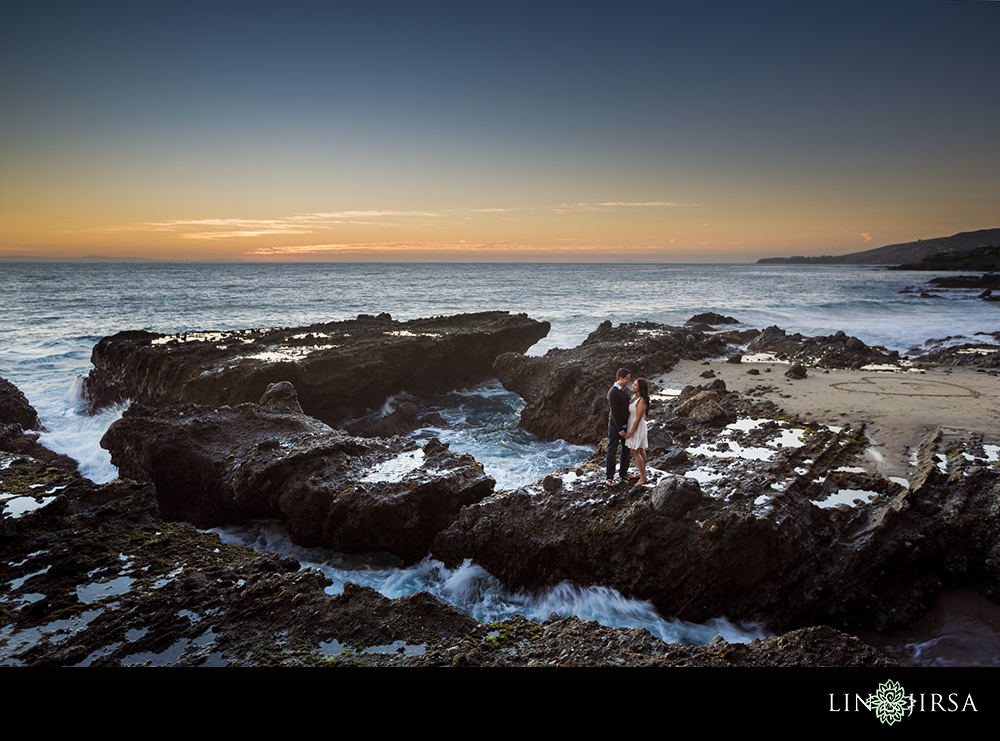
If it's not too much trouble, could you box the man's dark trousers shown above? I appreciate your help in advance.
[606,421,630,481]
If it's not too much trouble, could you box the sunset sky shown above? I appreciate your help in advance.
[2,0,997,262]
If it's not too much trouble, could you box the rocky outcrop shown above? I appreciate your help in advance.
[896,262,1000,304]
[746,326,900,369]
[904,332,1000,369]
[494,321,728,444]
[684,311,740,327]
[1,451,894,667]
[432,384,1000,634]
[0,377,77,471]
[100,381,495,564]
[347,401,447,438]
[0,425,78,472]
[84,312,550,427]
[1,377,41,431]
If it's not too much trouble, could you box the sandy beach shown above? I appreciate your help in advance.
[656,358,1000,479]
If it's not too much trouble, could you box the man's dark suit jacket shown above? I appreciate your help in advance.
[608,383,630,433]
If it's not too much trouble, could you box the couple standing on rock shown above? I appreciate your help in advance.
[606,368,650,488]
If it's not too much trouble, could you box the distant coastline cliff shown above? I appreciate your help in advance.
[758,228,999,266]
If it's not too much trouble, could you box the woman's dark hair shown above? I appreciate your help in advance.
[635,378,650,418]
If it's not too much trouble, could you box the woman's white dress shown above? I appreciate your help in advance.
[625,397,647,450]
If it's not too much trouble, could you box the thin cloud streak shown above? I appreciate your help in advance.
[245,241,699,256]
[594,201,701,207]
[68,200,698,242]
[179,230,313,240]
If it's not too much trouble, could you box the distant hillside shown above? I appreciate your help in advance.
[757,228,999,265]
[888,243,999,272]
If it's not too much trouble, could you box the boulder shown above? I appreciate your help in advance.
[100,382,495,564]
[84,312,550,427]
[0,377,40,431]
[347,401,448,438]
[649,475,704,518]
[494,321,728,444]
[784,364,807,379]
[432,409,1000,633]
[748,326,900,369]
[686,312,739,326]
[673,390,729,424]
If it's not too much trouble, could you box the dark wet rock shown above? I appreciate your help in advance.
[0,377,41,431]
[651,447,689,467]
[624,624,895,667]
[747,326,900,369]
[784,364,807,379]
[0,426,78,472]
[687,313,739,326]
[746,325,808,355]
[100,382,495,564]
[258,379,304,413]
[83,312,549,427]
[726,354,743,364]
[905,332,1000,368]
[0,453,480,666]
[649,475,704,518]
[895,254,999,303]
[928,275,999,289]
[0,378,76,471]
[347,400,449,439]
[432,398,1000,634]
[349,401,416,437]
[717,328,761,345]
[1,451,894,667]
[494,321,728,444]
[700,369,716,378]
[407,616,894,667]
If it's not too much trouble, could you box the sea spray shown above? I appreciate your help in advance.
[408,380,595,490]
[36,399,129,484]
[213,522,771,647]
[26,371,130,484]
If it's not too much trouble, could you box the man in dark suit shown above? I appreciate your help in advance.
[606,367,631,486]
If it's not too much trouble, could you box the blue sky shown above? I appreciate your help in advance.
[2,0,997,260]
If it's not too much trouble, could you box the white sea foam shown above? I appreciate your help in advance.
[813,488,880,509]
[36,398,130,484]
[360,449,425,483]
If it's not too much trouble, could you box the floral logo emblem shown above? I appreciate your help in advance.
[868,680,915,725]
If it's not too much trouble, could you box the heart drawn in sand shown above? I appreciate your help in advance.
[829,376,980,398]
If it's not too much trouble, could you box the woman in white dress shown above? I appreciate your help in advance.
[622,378,650,487]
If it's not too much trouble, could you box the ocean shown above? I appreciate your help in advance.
[2,261,998,663]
